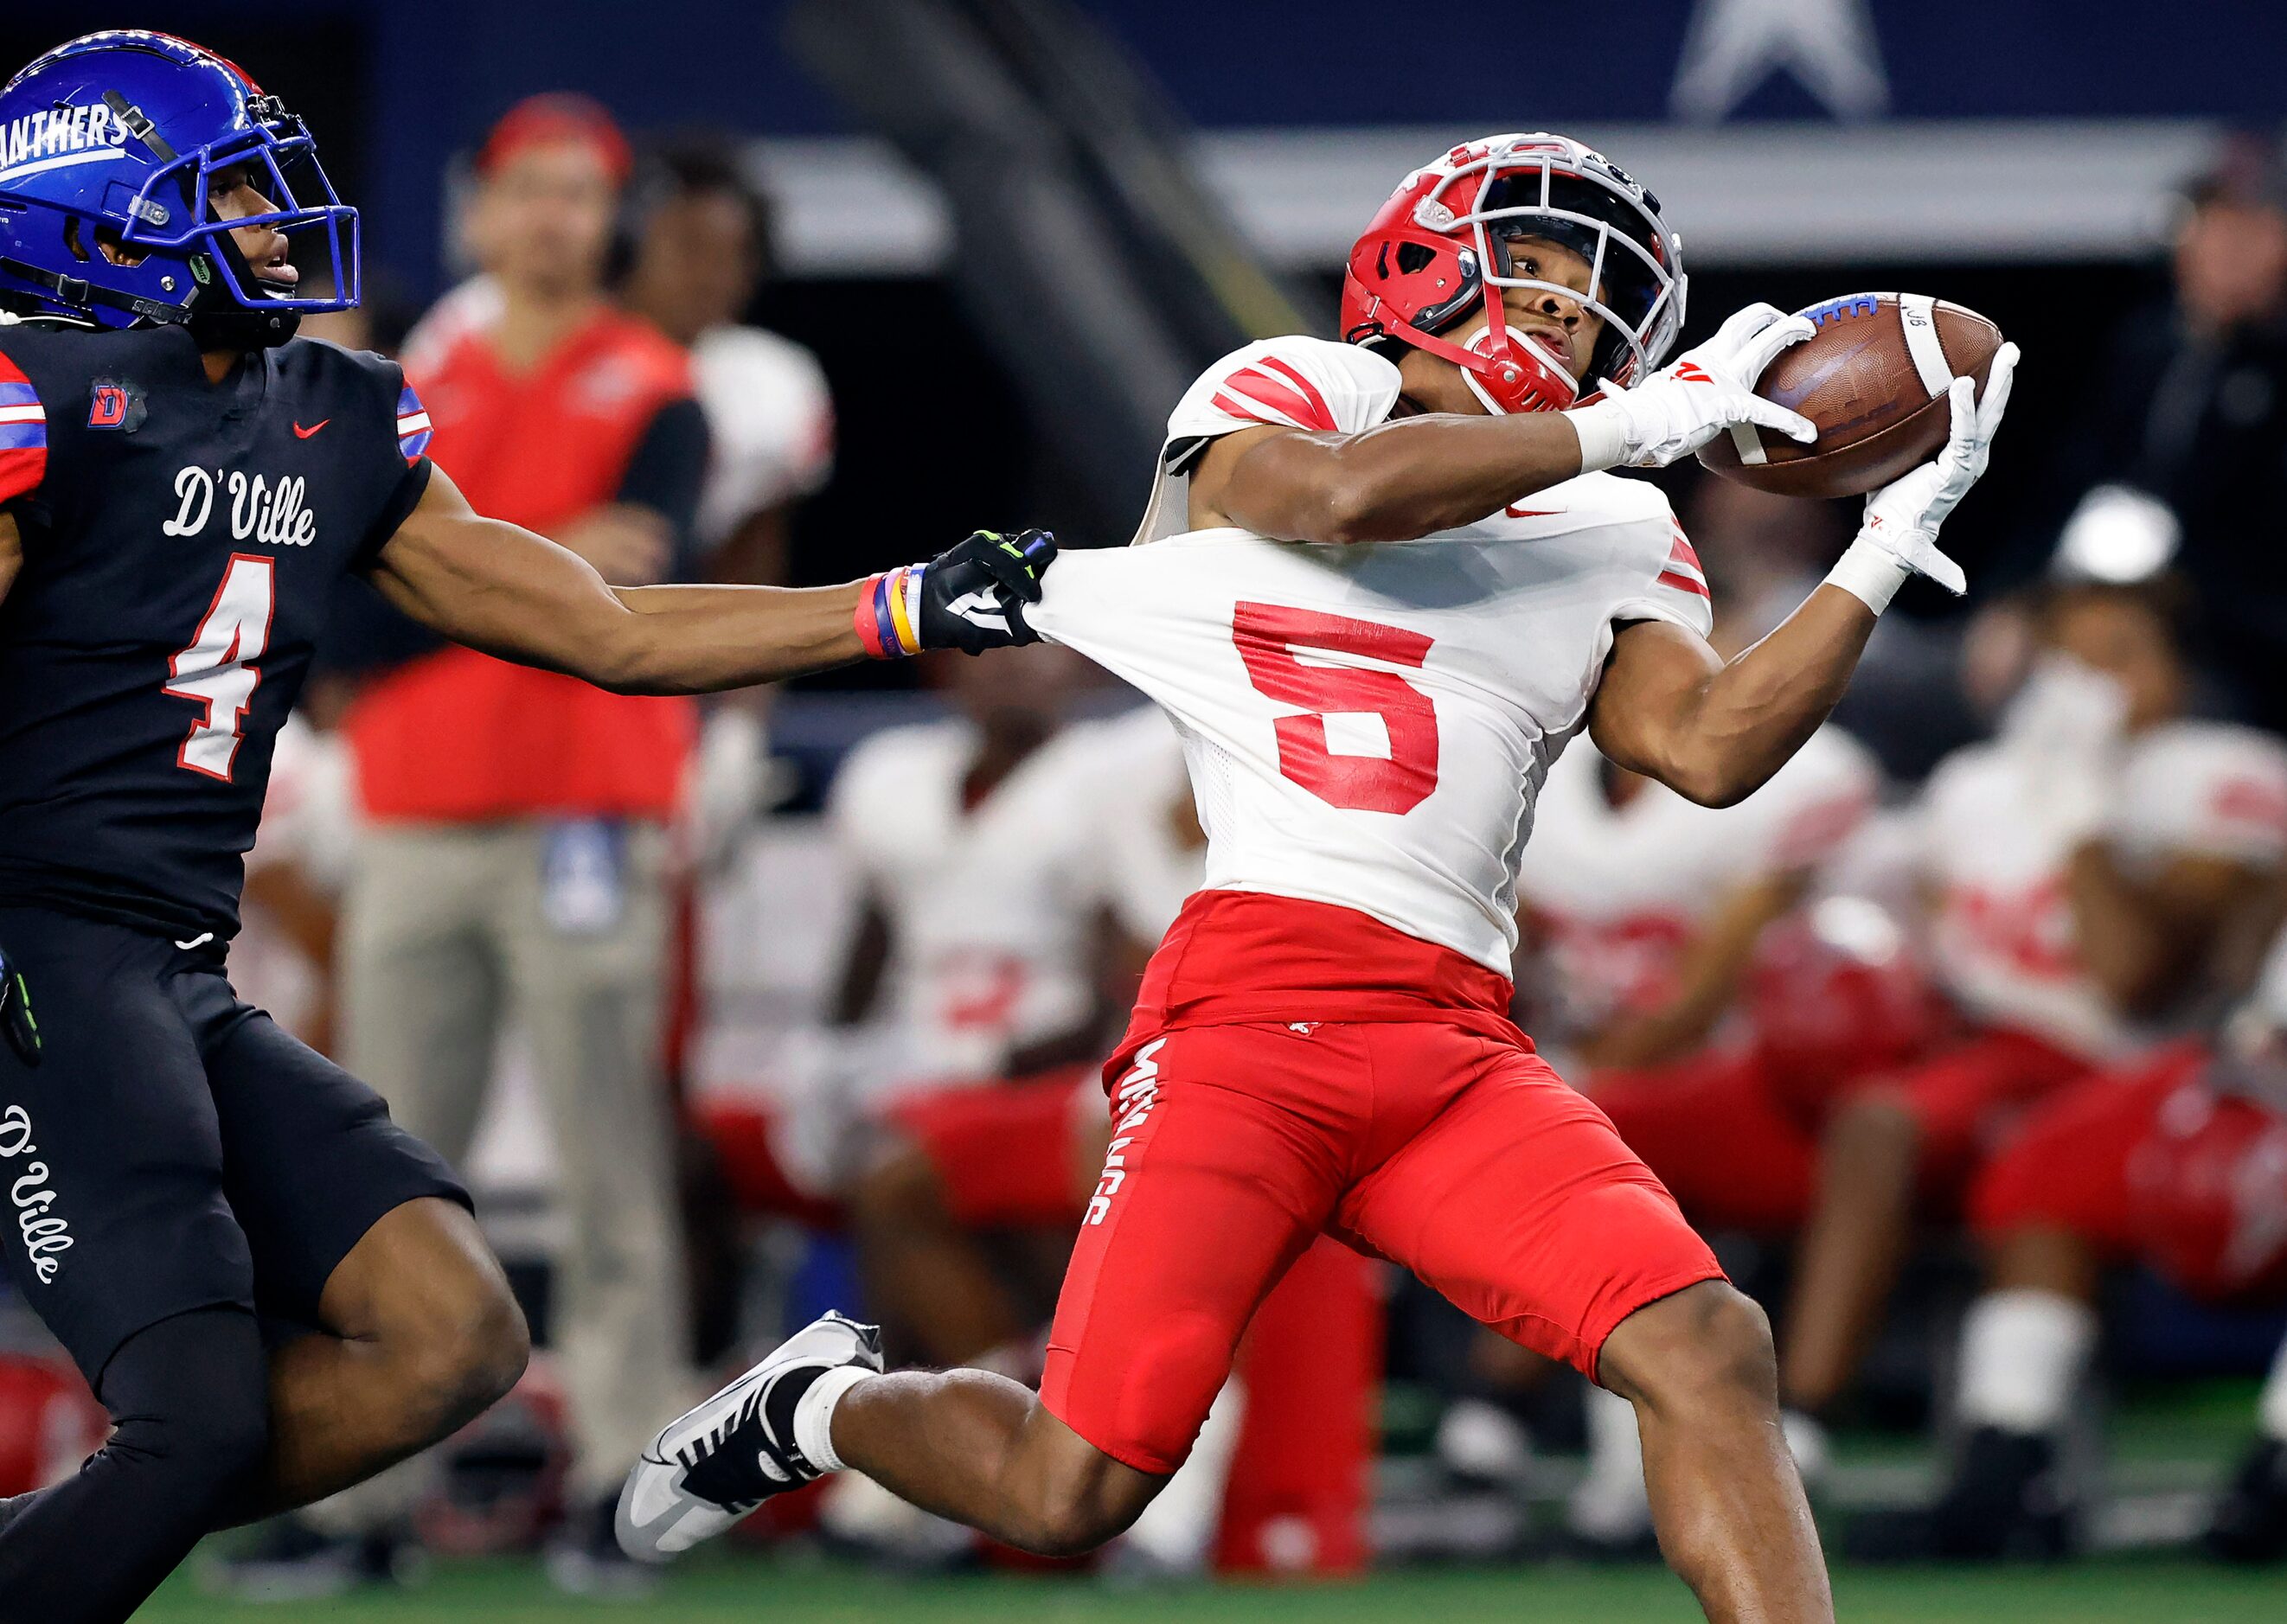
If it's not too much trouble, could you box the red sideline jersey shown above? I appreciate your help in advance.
[346,309,698,822]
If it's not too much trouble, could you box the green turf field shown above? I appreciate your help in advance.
[139,1557,2287,1623]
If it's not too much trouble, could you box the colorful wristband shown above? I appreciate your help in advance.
[855,565,926,658]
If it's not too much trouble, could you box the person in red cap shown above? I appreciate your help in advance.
[309,93,736,1594]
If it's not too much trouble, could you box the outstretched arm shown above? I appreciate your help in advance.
[364,466,1051,694]
[1193,304,1816,544]
[1193,413,1597,545]
[1594,345,2020,808]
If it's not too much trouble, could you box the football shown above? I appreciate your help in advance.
[1695,291,2005,499]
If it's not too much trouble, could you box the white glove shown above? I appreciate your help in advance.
[1851,342,2020,596]
[1564,302,1817,471]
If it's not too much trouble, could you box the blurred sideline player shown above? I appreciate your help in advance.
[1861,924,2287,1561]
[623,130,2019,1624]
[691,648,1122,1230]
[432,133,838,868]
[0,32,1052,1623]
[829,643,1126,1091]
[1777,579,2287,1446]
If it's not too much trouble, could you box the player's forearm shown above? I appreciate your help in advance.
[598,581,868,694]
[1649,586,1875,808]
[1237,412,1586,543]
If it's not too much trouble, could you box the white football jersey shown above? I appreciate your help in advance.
[1919,720,2287,1059]
[828,720,1104,1082]
[1031,336,1714,975]
[1520,728,1880,1026]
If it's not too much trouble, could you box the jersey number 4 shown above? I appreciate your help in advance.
[165,554,275,783]
[1233,602,1438,815]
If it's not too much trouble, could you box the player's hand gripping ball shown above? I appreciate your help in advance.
[1569,302,1818,470]
[1849,348,2019,595]
[1696,291,2008,500]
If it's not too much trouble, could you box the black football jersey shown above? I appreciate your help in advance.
[0,319,431,941]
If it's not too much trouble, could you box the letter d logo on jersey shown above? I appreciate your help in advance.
[86,381,142,432]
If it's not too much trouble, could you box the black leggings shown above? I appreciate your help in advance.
[0,1307,269,1624]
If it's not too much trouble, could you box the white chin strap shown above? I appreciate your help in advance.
[1461,326,1575,415]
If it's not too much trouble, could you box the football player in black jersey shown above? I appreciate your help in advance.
[0,31,1054,1622]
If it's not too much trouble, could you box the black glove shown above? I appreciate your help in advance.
[916,528,1057,655]
[0,943,40,1069]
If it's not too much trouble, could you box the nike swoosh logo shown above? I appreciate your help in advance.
[292,419,330,438]
[1504,506,1560,518]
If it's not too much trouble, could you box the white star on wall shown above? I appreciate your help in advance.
[1670,0,1892,123]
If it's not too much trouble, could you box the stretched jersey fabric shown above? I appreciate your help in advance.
[0,319,427,941]
[1030,494,1709,975]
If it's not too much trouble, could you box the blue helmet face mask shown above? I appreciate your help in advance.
[0,29,358,348]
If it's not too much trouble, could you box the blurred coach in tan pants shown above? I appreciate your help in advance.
[321,97,707,1595]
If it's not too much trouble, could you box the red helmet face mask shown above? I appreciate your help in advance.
[1339,133,1688,416]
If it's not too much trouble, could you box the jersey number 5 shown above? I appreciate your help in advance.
[1232,602,1438,815]
[166,553,275,783]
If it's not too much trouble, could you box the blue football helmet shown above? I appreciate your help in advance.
[0,29,356,346]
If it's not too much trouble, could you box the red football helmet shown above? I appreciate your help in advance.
[1339,132,1687,416]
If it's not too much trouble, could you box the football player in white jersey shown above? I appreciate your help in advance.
[826,642,1115,1087]
[620,131,2018,1623]
[1777,578,2287,1437]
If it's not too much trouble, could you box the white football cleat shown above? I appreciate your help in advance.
[615,1310,884,1563]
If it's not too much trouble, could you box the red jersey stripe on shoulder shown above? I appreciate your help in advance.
[0,352,33,391]
[1657,567,1711,598]
[1256,356,1336,431]
[1209,390,1266,423]
[1221,364,1335,432]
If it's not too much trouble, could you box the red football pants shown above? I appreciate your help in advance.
[1042,1019,1721,1474]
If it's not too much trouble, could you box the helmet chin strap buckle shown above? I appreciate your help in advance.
[1461,324,1579,416]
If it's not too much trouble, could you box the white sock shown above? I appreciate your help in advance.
[1954,1288,2098,1435]
[2259,1336,2287,1444]
[792,1365,876,1474]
